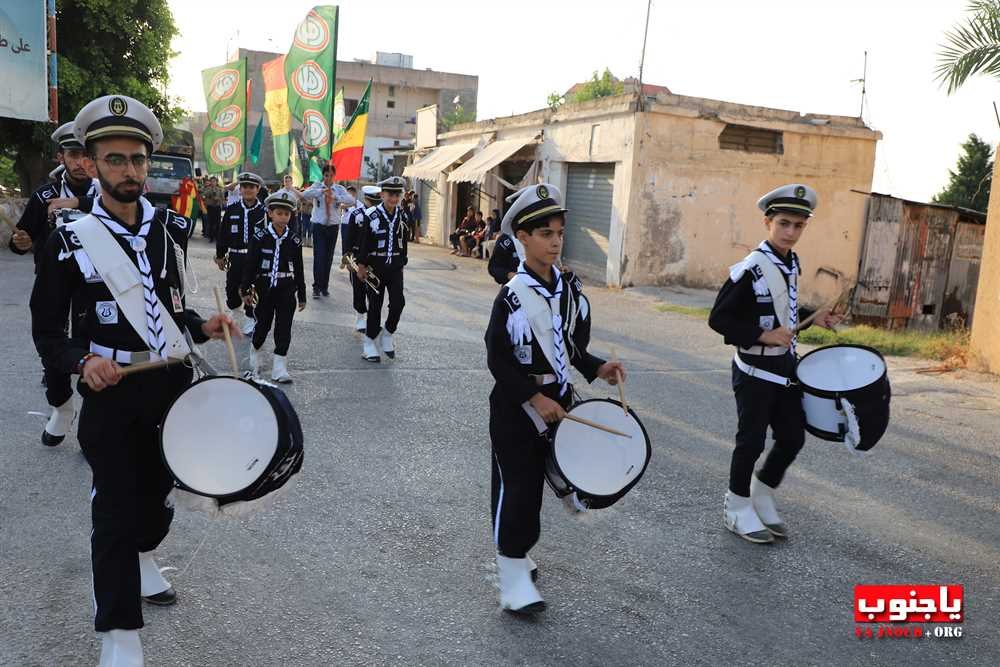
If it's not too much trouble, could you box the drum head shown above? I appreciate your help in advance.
[797,345,886,392]
[552,399,650,498]
[161,377,279,497]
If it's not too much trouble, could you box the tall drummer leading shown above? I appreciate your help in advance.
[355,176,409,362]
[708,184,840,545]
[484,183,625,614]
[242,190,307,383]
[216,171,266,336]
[30,95,238,665]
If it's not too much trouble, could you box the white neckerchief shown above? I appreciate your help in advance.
[59,174,98,200]
[756,240,800,353]
[516,263,569,396]
[241,199,260,245]
[377,203,400,260]
[91,197,167,358]
[267,222,289,287]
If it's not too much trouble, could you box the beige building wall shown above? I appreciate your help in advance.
[969,153,1000,373]
[625,100,880,304]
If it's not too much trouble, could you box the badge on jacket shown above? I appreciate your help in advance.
[515,345,532,364]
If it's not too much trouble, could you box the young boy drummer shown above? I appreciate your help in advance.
[708,184,839,544]
[241,190,306,383]
[484,183,625,614]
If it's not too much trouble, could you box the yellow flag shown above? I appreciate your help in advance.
[289,137,304,186]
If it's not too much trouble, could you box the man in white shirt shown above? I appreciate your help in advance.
[300,164,354,297]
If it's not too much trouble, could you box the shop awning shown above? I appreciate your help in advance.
[447,137,538,184]
[403,143,477,181]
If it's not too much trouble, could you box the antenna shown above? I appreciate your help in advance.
[851,50,868,120]
[638,0,652,111]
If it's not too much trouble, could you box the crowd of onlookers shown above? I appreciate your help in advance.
[448,205,501,259]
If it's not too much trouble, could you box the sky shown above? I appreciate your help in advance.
[167,0,1000,202]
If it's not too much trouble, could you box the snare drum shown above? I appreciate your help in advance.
[160,376,303,505]
[544,399,651,509]
[795,345,891,451]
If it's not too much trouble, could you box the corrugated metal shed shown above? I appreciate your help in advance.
[852,193,986,330]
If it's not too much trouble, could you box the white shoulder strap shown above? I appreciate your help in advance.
[506,275,560,377]
[69,215,191,360]
[741,250,790,330]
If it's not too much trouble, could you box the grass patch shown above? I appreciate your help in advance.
[798,324,969,364]
[655,303,712,318]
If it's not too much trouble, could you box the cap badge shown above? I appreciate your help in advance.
[536,184,549,199]
[108,97,128,116]
[795,186,806,199]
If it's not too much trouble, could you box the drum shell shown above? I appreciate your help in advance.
[159,376,303,504]
[795,345,891,451]
[545,399,651,509]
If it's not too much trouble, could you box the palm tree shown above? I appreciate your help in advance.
[937,1,1000,93]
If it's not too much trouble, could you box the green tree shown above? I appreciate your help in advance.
[440,104,476,131]
[546,92,565,110]
[570,68,624,103]
[0,0,182,194]
[936,0,1000,93]
[934,133,994,211]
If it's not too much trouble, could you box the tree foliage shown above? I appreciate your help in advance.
[439,104,477,131]
[545,68,625,109]
[0,0,182,194]
[934,133,994,212]
[936,0,1000,93]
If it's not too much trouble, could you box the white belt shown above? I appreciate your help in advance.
[530,373,558,386]
[264,272,295,279]
[90,342,160,365]
[229,248,248,254]
[733,352,793,387]
[739,344,789,356]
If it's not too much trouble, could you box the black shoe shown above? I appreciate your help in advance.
[321,290,330,297]
[313,288,321,297]
[143,587,177,606]
[531,566,538,582]
[41,430,65,447]
[505,600,546,615]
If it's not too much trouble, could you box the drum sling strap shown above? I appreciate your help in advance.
[70,214,191,360]
[729,249,795,386]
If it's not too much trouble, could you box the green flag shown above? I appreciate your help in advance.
[285,6,339,161]
[308,156,323,182]
[201,59,248,174]
[249,115,265,164]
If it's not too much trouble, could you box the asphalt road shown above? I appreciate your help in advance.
[1,236,997,666]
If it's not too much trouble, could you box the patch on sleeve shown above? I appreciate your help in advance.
[166,211,189,231]
[37,185,58,202]
[254,227,265,240]
[56,227,83,255]
[499,236,513,250]
[502,289,521,313]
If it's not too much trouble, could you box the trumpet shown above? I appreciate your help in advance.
[344,254,381,291]
[240,284,259,307]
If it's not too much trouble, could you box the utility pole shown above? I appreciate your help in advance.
[638,0,652,112]
[852,50,868,119]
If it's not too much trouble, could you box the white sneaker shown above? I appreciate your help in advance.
[750,475,788,538]
[271,354,292,383]
[381,331,395,359]
[355,313,366,332]
[99,629,144,667]
[362,336,380,363]
[723,491,774,544]
[496,554,545,614]
[248,347,261,378]
[41,397,75,446]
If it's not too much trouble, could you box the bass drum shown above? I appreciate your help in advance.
[795,345,890,451]
[545,399,651,509]
[160,376,303,505]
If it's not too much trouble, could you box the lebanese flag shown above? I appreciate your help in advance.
[330,79,370,180]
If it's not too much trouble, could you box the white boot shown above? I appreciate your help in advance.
[362,336,380,363]
[750,474,788,538]
[355,313,366,332]
[381,331,396,359]
[248,347,261,378]
[138,552,171,597]
[496,554,545,614]
[723,491,773,544]
[99,629,144,667]
[241,315,256,336]
[41,397,75,446]
[271,354,292,384]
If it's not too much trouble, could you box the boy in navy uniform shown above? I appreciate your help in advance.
[484,183,625,614]
[242,190,307,383]
[343,185,381,332]
[216,171,266,335]
[355,176,409,362]
[30,94,238,665]
[708,184,840,544]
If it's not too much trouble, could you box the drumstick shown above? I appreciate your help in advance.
[795,284,853,332]
[82,357,185,386]
[611,347,628,415]
[213,286,240,377]
[563,413,632,438]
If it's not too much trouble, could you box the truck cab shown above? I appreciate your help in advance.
[145,129,195,210]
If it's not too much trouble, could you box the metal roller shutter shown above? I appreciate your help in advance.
[424,183,444,246]
[563,163,615,281]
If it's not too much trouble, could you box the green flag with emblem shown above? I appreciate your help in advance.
[285,6,339,162]
[201,59,248,174]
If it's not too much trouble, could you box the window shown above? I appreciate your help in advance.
[388,85,396,97]
[387,100,396,109]
[718,124,783,154]
[345,98,359,116]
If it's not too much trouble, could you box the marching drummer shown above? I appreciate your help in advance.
[484,183,625,614]
[29,94,239,665]
[242,189,307,383]
[216,171,266,336]
[343,185,381,333]
[708,184,840,544]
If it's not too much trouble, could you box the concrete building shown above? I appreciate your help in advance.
[186,49,478,182]
[405,92,881,305]
[969,154,1000,373]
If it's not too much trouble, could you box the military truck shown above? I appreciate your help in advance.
[145,128,195,209]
